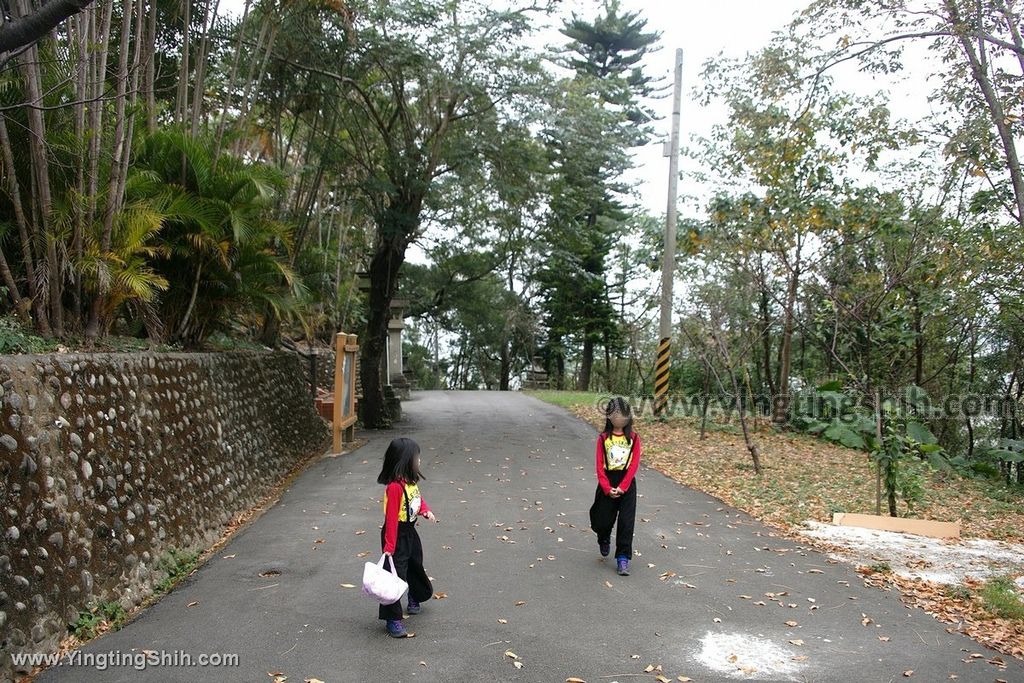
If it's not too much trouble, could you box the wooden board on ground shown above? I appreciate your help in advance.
[832,512,961,540]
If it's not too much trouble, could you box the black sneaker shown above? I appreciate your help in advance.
[599,540,610,557]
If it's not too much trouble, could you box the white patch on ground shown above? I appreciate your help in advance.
[799,521,1024,585]
[692,631,804,680]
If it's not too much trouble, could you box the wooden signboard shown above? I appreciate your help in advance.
[831,512,961,540]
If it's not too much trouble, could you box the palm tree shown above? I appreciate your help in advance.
[131,128,303,346]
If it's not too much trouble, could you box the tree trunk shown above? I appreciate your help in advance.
[190,0,220,136]
[18,18,63,335]
[86,0,135,342]
[499,338,511,391]
[360,235,406,428]
[912,291,924,386]
[966,322,977,458]
[772,267,799,424]
[213,0,253,160]
[145,0,157,133]
[71,13,87,324]
[0,0,96,53]
[577,330,594,391]
[233,19,279,156]
[711,321,762,474]
[887,464,898,517]
[85,0,113,243]
[946,0,1024,226]
[176,261,203,343]
[0,246,27,317]
[0,114,50,334]
[175,0,191,125]
[699,366,711,440]
[760,283,775,396]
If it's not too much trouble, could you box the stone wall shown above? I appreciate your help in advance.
[0,352,330,677]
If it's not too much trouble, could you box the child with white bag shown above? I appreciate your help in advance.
[375,437,438,638]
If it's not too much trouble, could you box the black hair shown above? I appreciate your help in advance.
[603,396,635,440]
[376,437,424,485]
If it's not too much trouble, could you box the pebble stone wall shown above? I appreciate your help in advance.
[0,351,330,678]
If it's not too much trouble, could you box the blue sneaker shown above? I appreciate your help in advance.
[599,540,610,557]
[616,557,630,576]
[386,619,408,638]
[407,598,421,615]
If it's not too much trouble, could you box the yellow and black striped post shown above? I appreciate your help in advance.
[655,49,682,420]
[654,337,671,416]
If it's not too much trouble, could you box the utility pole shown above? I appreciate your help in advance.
[655,48,683,417]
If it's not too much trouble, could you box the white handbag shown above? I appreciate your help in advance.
[362,553,409,605]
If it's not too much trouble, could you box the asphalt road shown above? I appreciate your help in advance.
[34,391,1024,682]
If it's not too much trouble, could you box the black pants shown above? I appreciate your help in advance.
[589,470,637,560]
[378,521,433,621]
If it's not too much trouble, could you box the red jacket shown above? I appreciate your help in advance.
[595,431,641,495]
[382,480,432,555]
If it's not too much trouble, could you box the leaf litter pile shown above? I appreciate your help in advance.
[566,402,1024,660]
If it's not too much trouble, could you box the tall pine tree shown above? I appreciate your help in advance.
[539,0,660,390]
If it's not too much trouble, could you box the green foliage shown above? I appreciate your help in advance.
[155,547,201,595]
[0,317,58,354]
[130,129,300,347]
[979,576,1024,621]
[71,601,127,640]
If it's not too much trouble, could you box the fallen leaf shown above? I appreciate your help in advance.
[513,661,524,670]
[187,601,199,608]
[785,620,799,627]
[504,651,519,660]
[878,636,890,642]
[515,600,527,606]
[222,554,236,559]
[605,581,613,588]
[792,656,809,662]
[305,679,324,683]
[713,617,722,623]
[656,676,671,683]
[497,618,508,624]
[903,671,914,677]
[339,583,356,589]
[566,678,587,683]
[678,677,693,682]
[740,595,752,600]
[433,592,448,599]
[644,665,656,673]
[356,552,370,558]
[419,662,427,667]
[789,639,804,646]
[355,530,366,536]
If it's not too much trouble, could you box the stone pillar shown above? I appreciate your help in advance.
[388,299,411,400]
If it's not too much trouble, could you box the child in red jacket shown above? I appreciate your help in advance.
[377,437,438,638]
[589,397,641,576]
